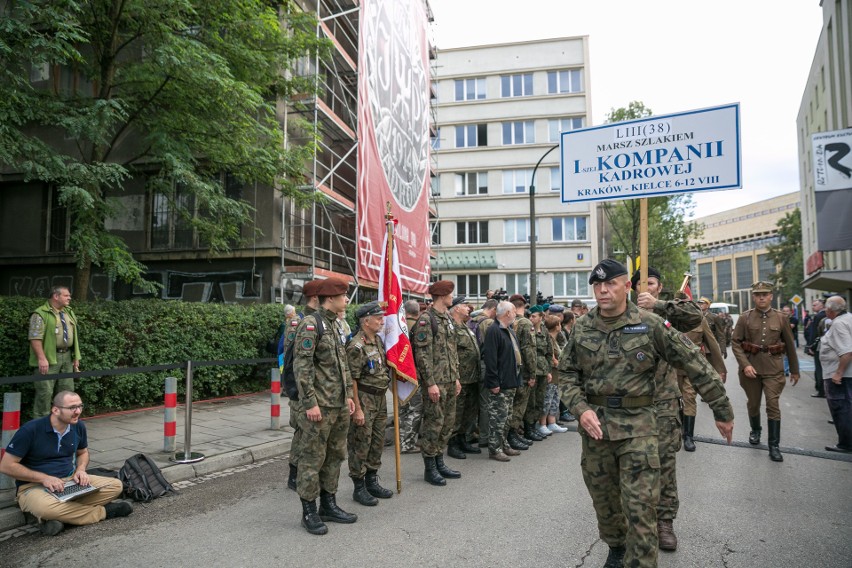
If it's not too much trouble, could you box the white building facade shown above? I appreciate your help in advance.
[431,37,599,303]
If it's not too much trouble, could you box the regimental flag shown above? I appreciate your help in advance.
[683,283,694,301]
[378,217,417,403]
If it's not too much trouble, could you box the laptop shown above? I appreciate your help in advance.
[52,480,100,503]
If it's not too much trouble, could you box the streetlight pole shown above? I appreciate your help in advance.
[529,143,560,302]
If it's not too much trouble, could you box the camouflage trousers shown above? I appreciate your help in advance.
[420,383,457,457]
[288,398,302,466]
[656,399,682,521]
[453,381,479,438]
[487,389,514,453]
[581,434,660,568]
[509,382,532,429]
[478,367,490,441]
[740,372,785,421]
[398,388,423,451]
[295,406,350,501]
[524,374,548,423]
[348,391,387,479]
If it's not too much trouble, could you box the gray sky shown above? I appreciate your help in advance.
[428,0,824,217]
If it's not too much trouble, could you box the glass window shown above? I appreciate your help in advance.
[456,124,487,148]
[455,78,486,101]
[550,167,561,191]
[500,73,533,97]
[547,69,582,94]
[553,272,590,297]
[458,274,490,297]
[716,259,732,295]
[454,172,488,196]
[735,256,753,290]
[502,121,535,145]
[757,254,775,281]
[431,127,440,150]
[551,216,588,242]
[698,262,713,299]
[456,221,488,245]
[430,222,440,246]
[502,169,533,193]
[504,219,538,243]
[47,185,70,253]
[151,183,195,250]
[548,117,585,142]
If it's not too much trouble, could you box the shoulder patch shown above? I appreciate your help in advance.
[290,320,299,327]
[663,320,672,328]
[679,334,693,347]
[301,338,313,350]
[305,324,315,332]
[416,331,427,341]
[419,320,427,326]
[623,324,649,334]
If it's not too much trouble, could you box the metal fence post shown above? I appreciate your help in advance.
[170,361,204,464]
[1,392,22,490]
[164,377,177,452]
[270,368,281,430]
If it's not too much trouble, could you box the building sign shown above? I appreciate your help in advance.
[811,128,852,251]
[561,104,741,203]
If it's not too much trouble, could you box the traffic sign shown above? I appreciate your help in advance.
[790,294,803,305]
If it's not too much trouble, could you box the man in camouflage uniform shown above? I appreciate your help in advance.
[283,279,322,492]
[346,302,393,507]
[398,299,423,454]
[560,260,734,568]
[697,297,728,359]
[507,294,540,449]
[633,268,704,551]
[472,299,498,447]
[447,296,481,459]
[525,305,554,439]
[732,281,799,462]
[293,278,356,535]
[414,280,462,486]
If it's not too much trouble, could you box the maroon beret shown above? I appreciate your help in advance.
[302,279,322,298]
[428,280,454,297]
[318,277,348,297]
[509,294,526,304]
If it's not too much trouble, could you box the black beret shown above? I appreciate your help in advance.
[589,259,628,284]
[429,280,454,296]
[355,301,384,319]
[318,277,348,296]
[630,267,662,289]
[451,295,467,307]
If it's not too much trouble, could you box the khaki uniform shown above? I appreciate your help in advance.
[346,331,389,479]
[678,318,727,416]
[509,316,537,430]
[28,304,79,419]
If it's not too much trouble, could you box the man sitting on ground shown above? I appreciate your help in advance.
[0,391,132,536]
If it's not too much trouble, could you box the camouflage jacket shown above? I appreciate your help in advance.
[648,298,704,403]
[513,316,537,380]
[412,307,458,387]
[294,307,353,409]
[346,331,389,391]
[534,326,553,376]
[559,302,734,441]
[453,321,481,384]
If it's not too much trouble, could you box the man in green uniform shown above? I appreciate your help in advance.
[29,286,80,419]
[293,278,356,535]
[414,280,462,486]
[507,294,540,448]
[526,305,554,439]
[398,299,423,454]
[448,296,481,459]
[560,260,734,568]
[732,281,799,461]
[472,299,498,448]
[346,301,393,506]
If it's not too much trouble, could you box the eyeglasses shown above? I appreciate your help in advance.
[57,404,84,412]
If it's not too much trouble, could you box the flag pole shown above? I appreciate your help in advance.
[679,272,693,295]
[385,202,403,493]
[639,198,649,293]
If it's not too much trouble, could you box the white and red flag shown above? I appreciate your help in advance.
[378,215,417,403]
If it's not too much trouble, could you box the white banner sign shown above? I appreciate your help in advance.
[812,127,852,192]
[561,104,741,203]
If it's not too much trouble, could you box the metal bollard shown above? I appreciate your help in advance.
[270,368,281,430]
[170,361,204,464]
[164,377,177,452]
[1,392,22,490]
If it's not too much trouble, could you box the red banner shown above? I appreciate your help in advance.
[357,0,431,294]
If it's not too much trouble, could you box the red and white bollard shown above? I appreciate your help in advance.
[270,368,281,430]
[1,392,22,490]
[164,377,177,453]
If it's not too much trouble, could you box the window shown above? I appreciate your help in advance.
[757,254,775,281]
[457,274,489,297]
[455,124,487,148]
[716,259,732,295]
[454,78,486,101]
[504,218,538,243]
[502,169,533,193]
[430,221,440,246]
[548,117,585,142]
[431,127,441,150]
[547,69,582,94]
[698,263,713,299]
[430,177,440,197]
[550,167,561,192]
[456,221,488,245]
[735,257,753,290]
[454,172,487,196]
[553,272,590,298]
[506,273,542,296]
[500,73,533,97]
[47,186,70,253]
[502,120,535,145]
[151,184,196,249]
[551,216,588,242]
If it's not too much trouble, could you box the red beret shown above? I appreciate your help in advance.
[428,280,454,297]
[318,277,348,297]
[509,294,526,305]
[302,279,322,298]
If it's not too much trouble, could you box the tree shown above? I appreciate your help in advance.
[0,0,327,298]
[601,102,703,291]
[766,208,803,304]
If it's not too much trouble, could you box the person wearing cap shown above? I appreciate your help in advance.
[413,280,462,486]
[526,305,555,438]
[570,298,585,318]
[471,299,499,448]
[632,267,706,550]
[398,300,424,454]
[293,277,357,535]
[447,296,481,459]
[696,297,728,359]
[819,296,852,453]
[559,259,734,568]
[483,300,523,461]
[507,294,541,448]
[346,301,393,507]
[732,281,799,462]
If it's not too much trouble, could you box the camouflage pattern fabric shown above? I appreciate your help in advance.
[295,406,350,501]
[452,322,480,437]
[398,388,422,452]
[283,311,306,467]
[525,326,553,422]
[419,383,457,457]
[294,308,353,409]
[487,389,514,453]
[347,391,387,478]
[453,382,479,438]
[509,384,531,430]
[656,399,681,521]
[514,316,537,381]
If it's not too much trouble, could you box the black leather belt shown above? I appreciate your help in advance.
[587,395,654,409]
[355,382,387,397]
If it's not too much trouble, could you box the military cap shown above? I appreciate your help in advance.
[751,281,773,293]
[302,279,322,298]
[630,267,662,289]
[355,301,384,319]
[528,305,545,314]
[428,280,454,296]
[697,297,712,305]
[548,304,566,313]
[451,295,467,308]
[470,309,483,318]
[571,298,585,308]
[317,277,348,296]
[509,294,526,304]
[822,291,838,299]
[588,259,628,284]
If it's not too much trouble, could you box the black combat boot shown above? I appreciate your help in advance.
[434,453,462,478]
[748,415,762,445]
[516,426,534,445]
[459,437,481,454]
[300,498,328,535]
[603,545,625,568]
[365,469,393,499]
[658,519,678,551]
[682,415,696,452]
[423,455,446,486]
[447,435,467,459]
[768,419,783,462]
[352,477,378,506]
[318,490,358,523]
[507,429,529,450]
[287,463,297,491]
[525,422,545,442]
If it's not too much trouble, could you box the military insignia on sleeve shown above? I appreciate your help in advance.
[287,332,296,340]
[416,332,427,341]
[301,338,313,350]
[636,352,646,361]
[663,320,672,328]
[679,334,692,347]
[306,325,315,331]
[290,320,299,327]
[419,320,427,326]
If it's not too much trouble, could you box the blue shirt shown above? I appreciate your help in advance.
[4,416,88,489]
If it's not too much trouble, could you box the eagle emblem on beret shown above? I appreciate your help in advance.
[595,266,606,280]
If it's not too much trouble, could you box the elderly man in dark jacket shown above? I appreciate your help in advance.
[483,300,523,462]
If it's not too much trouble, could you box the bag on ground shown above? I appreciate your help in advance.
[118,453,175,502]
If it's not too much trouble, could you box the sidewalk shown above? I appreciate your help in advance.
[0,392,293,534]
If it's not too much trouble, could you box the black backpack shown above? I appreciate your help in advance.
[118,453,175,503]
[282,316,324,400]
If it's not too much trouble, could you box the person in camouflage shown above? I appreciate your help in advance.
[472,299,498,447]
[398,300,423,454]
[507,294,540,449]
[560,260,734,568]
[346,301,394,507]
[483,301,522,461]
[448,297,481,459]
[414,280,462,486]
[293,278,356,535]
[526,305,554,438]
